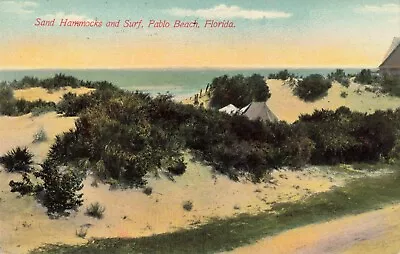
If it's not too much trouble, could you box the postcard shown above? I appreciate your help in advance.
[0,1,400,254]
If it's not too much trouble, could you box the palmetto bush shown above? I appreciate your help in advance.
[0,147,34,173]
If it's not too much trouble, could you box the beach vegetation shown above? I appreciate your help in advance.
[75,227,88,238]
[328,69,350,87]
[293,74,332,101]
[268,69,296,80]
[208,74,271,109]
[8,161,84,216]
[9,73,119,91]
[143,186,153,196]
[0,84,56,116]
[0,147,34,173]
[85,202,106,219]
[354,69,379,85]
[381,74,400,97]
[32,127,48,143]
[183,200,193,211]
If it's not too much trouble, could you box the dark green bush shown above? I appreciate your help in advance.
[297,107,398,164]
[183,200,193,211]
[34,162,84,216]
[354,69,380,85]
[268,70,296,80]
[381,75,400,97]
[209,74,271,109]
[0,147,34,173]
[167,158,187,176]
[328,69,350,87]
[9,173,39,196]
[143,186,153,196]
[294,74,332,102]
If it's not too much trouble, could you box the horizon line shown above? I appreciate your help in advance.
[0,65,378,71]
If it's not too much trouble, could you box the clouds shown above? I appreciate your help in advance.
[166,4,292,20]
[43,12,92,21]
[0,1,38,14]
[355,3,400,14]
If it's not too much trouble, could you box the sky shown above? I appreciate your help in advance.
[0,0,399,69]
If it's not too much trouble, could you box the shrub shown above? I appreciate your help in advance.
[294,74,332,102]
[0,147,34,173]
[76,227,88,238]
[31,105,56,116]
[381,75,400,97]
[268,70,295,80]
[34,162,84,216]
[85,202,106,219]
[355,69,374,85]
[143,186,153,196]
[340,91,348,98]
[167,158,187,175]
[209,74,271,109]
[182,200,193,211]
[328,69,350,87]
[32,127,48,143]
[9,173,39,196]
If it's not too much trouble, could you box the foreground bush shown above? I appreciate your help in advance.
[9,161,84,216]
[0,147,34,172]
[294,74,332,102]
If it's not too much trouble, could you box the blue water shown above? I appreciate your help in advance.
[0,68,364,99]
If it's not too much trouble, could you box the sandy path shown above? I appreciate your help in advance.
[228,205,400,254]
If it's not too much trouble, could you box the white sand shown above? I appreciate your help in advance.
[14,87,94,103]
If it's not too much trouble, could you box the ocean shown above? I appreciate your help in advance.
[0,68,364,100]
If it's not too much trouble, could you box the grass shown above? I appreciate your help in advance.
[75,227,88,239]
[84,202,105,219]
[32,127,48,143]
[31,164,400,254]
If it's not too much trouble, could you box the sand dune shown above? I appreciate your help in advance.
[0,112,349,254]
[184,79,400,123]
[267,80,400,123]
[1,82,400,253]
[13,87,94,103]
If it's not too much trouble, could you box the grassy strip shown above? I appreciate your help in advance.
[32,167,400,254]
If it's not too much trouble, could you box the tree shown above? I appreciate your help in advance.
[355,69,373,85]
[34,162,84,216]
[209,74,271,109]
[294,74,332,102]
